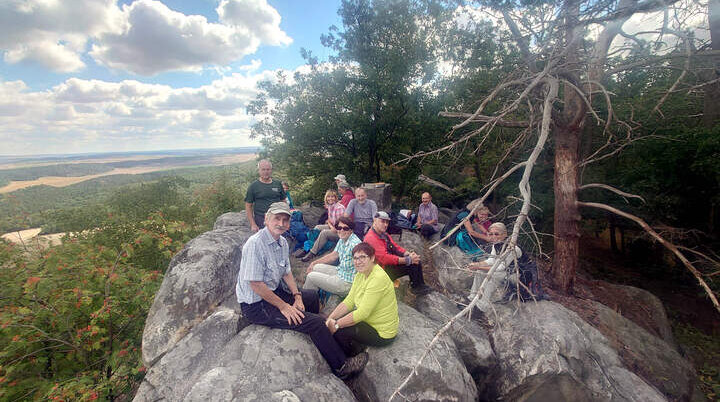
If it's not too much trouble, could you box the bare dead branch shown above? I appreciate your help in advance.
[392,78,560,402]
[579,183,646,203]
[428,161,527,250]
[439,112,530,127]
[653,36,692,115]
[417,174,457,193]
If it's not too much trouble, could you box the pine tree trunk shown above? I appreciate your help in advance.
[552,125,581,292]
[551,0,584,293]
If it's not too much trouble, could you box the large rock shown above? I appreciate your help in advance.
[213,211,249,230]
[580,280,676,345]
[295,204,326,228]
[141,224,252,366]
[351,303,478,402]
[396,229,425,252]
[134,308,245,401]
[414,292,497,396]
[183,325,354,401]
[589,299,694,401]
[489,301,667,401]
[432,244,474,298]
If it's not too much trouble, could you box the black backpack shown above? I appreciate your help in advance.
[502,247,549,302]
[440,209,471,246]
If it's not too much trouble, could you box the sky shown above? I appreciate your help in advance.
[0,1,706,157]
[0,0,343,156]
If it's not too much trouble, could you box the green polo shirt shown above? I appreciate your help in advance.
[244,179,285,215]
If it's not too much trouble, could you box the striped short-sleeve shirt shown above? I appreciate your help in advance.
[236,227,291,304]
[334,233,361,283]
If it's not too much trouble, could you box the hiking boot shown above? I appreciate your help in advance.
[300,252,316,262]
[293,249,307,258]
[411,284,433,296]
[336,352,369,380]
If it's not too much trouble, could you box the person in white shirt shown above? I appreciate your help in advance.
[467,222,522,311]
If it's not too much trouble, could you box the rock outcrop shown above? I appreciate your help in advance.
[489,301,667,401]
[135,210,696,401]
[141,214,251,366]
[351,303,477,402]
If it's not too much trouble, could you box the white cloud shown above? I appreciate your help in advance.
[0,65,297,154]
[90,0,291,75]
[0,0,122,72]
[217,0,292,46]
[0,0,292,75]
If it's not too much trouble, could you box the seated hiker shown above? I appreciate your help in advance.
[325,242,398,357]
[235,202,368,379]
[416,192,440,238]
[442,199,492,256]
[296,189,346,261]
[364,211,432,295]
[303,216,362,297]
[338,180,355,207]
[467,222,522,311]
[344,187,377,238]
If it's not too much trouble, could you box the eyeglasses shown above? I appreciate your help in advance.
[489,232,503,236]
[352,255,370,262]
[337,226,352,232]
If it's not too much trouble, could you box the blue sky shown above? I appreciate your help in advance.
[0,0,343,155]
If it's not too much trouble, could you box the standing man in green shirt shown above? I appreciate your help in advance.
[245,159,286,232]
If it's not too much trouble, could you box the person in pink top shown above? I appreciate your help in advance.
[298,190,346,261]
[338,180,355,207]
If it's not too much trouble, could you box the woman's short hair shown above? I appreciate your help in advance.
[488,222,507,235]
[324,189,338,203]
[466,198,484,211]
[352,242,376,258]
[336,215,354,230]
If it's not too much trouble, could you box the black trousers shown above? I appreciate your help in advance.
[241,288,347,371]
[253,212,266,229]
[419,224,437,238]
[385,263,426,288]
[333,321,395,356]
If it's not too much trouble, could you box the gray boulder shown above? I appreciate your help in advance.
[351,303,478,402]
[414,292,497,395]
[588,281,676,345]
[134,308,244,401]
[395,229,425,253]
[141,224,252,366]
[589,299,694,401]
[296,204,325,228]
[489,301,667,401]
[213,211,249,230]
[183,325,354,401]
[432,244,474,298]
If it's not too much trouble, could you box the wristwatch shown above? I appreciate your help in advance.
[334,322,340,330]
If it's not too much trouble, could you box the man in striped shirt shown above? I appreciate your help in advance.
[236,202,368,379]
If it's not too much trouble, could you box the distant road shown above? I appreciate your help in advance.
[0,153,256,194]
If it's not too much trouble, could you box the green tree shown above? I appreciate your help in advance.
[250,0,451,193]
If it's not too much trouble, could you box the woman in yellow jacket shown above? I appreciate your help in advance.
[325,242,399,356]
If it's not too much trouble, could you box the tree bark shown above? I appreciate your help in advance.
[552,125,582,292]
[551,0,584,293]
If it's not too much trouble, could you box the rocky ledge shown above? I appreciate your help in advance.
[134,208,699,401]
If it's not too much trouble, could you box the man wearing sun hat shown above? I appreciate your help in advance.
[236,201,368,379]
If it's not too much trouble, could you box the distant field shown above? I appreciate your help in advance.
[0,153,256,193]
[0,159,257,234]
